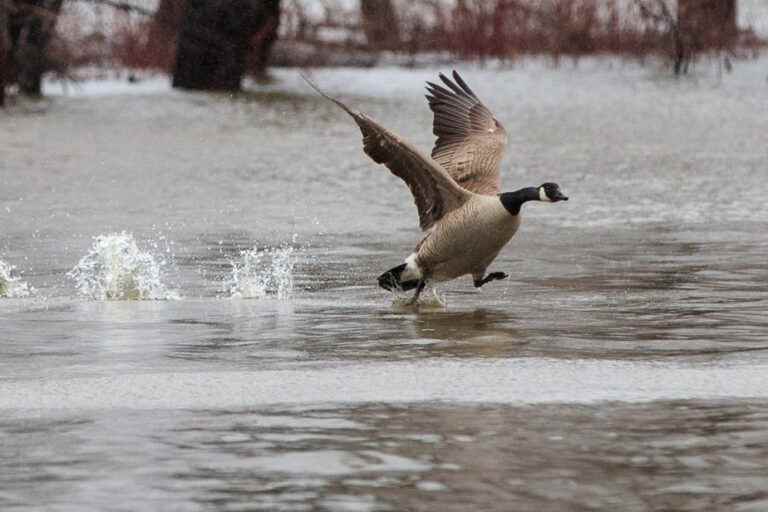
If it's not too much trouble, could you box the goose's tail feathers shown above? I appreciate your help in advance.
[378,264,421,292]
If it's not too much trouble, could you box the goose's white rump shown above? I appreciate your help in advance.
[402,253,423,282]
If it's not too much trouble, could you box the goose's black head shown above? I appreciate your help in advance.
[538,183,569,203]
[499,183,569,215]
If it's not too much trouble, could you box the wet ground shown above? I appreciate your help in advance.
[1,60,768,510]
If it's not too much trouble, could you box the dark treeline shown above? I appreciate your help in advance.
[636,0,741,75]
[0,0,282,102]
[0,0,764,106]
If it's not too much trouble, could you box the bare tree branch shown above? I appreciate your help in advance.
[71,0,153,17]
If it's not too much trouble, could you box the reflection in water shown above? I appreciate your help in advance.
[2,402,767,511]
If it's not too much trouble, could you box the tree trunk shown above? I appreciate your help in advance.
[15,0,63,96]
[172,0,280,91]
[0,0,11,106]
[147,0,185,70]
[678,0,737,33]
[360,0,399,51]
[250,0,279,77]
[678,0,737,50]
[154,0,185,30]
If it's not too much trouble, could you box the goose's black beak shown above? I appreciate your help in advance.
[553,191,569,202]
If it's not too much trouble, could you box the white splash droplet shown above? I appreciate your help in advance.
[68,232,178,300]
[225,243,296,300]
[0,260,33,298]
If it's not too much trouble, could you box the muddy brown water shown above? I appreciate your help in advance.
[1,63,768,510]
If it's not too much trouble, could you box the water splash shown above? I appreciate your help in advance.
[68,232,177,300]
[0,260,33,298]
[392,288,447,310]
[225,243,296,300]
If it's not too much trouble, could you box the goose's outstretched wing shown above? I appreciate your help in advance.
[303,75,472,231]
[426,71,507,195]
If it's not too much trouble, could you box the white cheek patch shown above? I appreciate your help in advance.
[539,187,552,202]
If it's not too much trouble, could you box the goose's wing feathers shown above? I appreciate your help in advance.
[354,115,472,231]
[303,75,471,231]
[426,71,507,195]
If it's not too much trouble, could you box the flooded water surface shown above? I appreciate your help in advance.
[2,61,768,510]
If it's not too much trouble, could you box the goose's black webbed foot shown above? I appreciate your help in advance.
[407,280,426,305]
[474,272,508,288]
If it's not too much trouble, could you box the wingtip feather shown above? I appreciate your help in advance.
[438,73,454,89]
[451,70,476,98]
[300,71,361,119]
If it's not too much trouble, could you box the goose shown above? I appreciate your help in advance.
[303,71,568,304]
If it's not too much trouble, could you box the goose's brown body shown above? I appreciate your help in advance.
[415,195,520,282]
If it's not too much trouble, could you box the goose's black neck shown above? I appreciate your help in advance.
[499,187,539,215]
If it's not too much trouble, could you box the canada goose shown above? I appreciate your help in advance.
[303,71,568,303]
